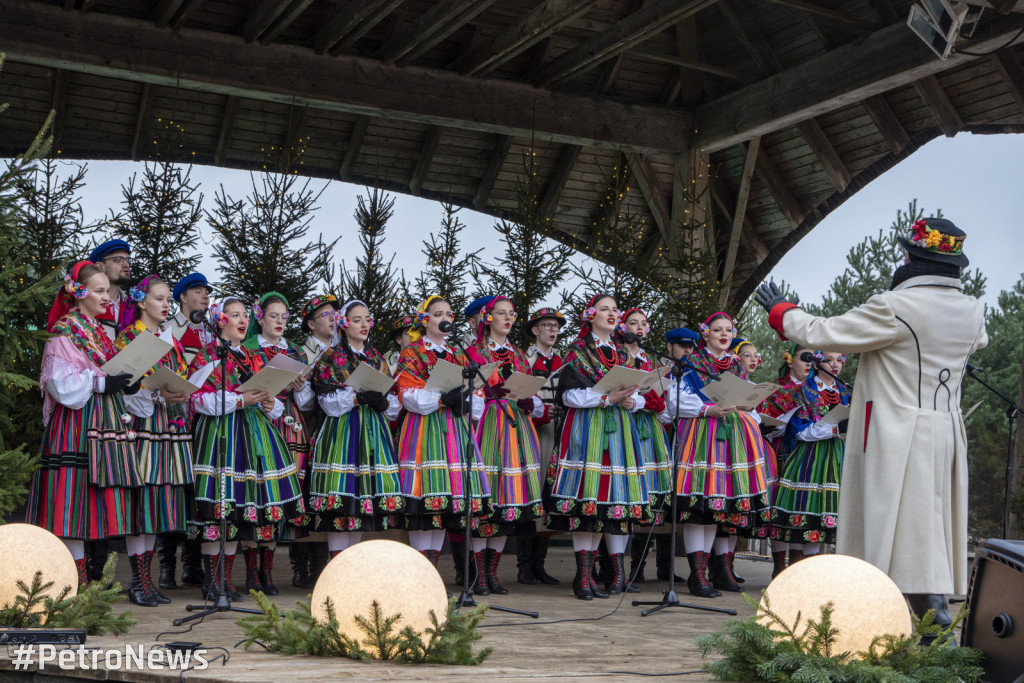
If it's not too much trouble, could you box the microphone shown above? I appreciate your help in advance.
[966,362,982,373]
[799,351,816,363]
[189,308,208,324]
[438,320,457,334]
[621,331,639,345]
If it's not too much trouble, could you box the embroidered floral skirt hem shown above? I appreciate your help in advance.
[672,412,771,534]
[187,407,307,543]
[308,406,405,533]
[769,437,843,545]
[396,407,492,532]
[476,401,544,535]
[547,406,652,535]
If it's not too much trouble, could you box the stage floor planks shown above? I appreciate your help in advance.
[0,545,774,682]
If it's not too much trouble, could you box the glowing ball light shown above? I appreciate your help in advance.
[0,524,79,614]
[760,554,912,656]
[311,540,449,641]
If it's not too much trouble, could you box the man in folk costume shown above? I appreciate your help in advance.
[301,294,341,365]
[517,307,567,586]
[462,295,494,350]
[169,272,214,366]
[756,217,987,630]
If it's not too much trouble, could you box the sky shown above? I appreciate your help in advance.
[63,130,1023,311]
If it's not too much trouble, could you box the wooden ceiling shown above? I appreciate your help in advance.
[1,0,1023,306]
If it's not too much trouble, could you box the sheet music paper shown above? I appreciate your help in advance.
[343,363,397,394]
[817,403,850,426]
[501,372,548,401]
[424,359,500,393]
[236,353,306,395]
[141,366,200,396]
[101,329,173,384]
[592,365,650,395]
[637,365,673,396]
[698,372,779,411]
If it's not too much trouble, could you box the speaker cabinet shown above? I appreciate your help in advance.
[962,539,1024,682]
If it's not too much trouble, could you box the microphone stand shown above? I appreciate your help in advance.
[443,329,538,618]
[632,343,736,617]
[810,359,852,391]
[175,313,260,626]
[964,364,1021,539]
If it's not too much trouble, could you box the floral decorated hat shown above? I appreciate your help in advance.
[897,217,968,267]
[300,294,340,325]
[526,307,566,337]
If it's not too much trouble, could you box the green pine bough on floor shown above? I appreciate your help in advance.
[0,553,136,635]
[697,594,984,682]
[237,592,492,665]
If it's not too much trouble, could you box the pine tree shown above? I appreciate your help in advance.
[407,202,482,320]
[104,159,203,284]
[208,171,336,329]
[338,188,408,351]
[471,153,574,348]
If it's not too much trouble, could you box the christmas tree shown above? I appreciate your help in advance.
[208,171,336,330]
[338,188,408,351]
[407,202,482,321]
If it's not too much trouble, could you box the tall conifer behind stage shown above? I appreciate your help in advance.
[208,171,336,332]
[407,202,481,323]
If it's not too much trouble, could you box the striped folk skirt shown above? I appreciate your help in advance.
[27,394,141,540]
[396,407,492,532]
[770,437,844,545]
[673,411,771,534]
[188,407,307,543]
[547,406,652,535]
[271,397,311,477]
[132,402,193,534]
[308,405,405,533]
[632,410,672,523]
[475,400,544,536]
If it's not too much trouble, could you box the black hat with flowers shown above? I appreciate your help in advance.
[897,217,969,267]
[526,307,567,337]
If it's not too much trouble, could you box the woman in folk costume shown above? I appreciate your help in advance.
[113,276,194,606]
[308,300,405,557]
[387,314,415,376]
[771,351,850,559]
[240,292,314,596]
[548,294,652,600]
[187,297,307,601]
[28,261,142,587]
[731,339,762,380]
[665,312,772,597]
[463,296,545,596]
[394,296,491,570]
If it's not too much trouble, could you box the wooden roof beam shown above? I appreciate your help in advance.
[992,48,1024,115]
[129,83,152,162]
[624,152,672,246]
[0,1,693,155]
[378,0,498,67]
[711,177,769,262]
[153,0,184,28]
[913,74,963,137]
[473,134,512,210]
[339,115,370,181]
[213,95,239,166]
[860,0,900,25]
[409,126,442,196]
[459,0,596,77]
[628,48,746,81]
[720,136,760,301]
[694,20,1024,152]
[538,145,581,218]
[315,0,404,55]
[862,93,909,154]
[755,149,805,227]
[260,0,315,46]
[49,68,69,139]
[170,0,205,30]
[763,0,877,28]
[244,0,290,43]
[531,0,718,88]
[796,119,851,191]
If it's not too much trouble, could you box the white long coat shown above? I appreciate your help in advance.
[778,274,987,594]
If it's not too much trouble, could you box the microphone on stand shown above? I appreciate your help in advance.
[189,308,209,324]
[438,320,459,334]
[801,351,852,390]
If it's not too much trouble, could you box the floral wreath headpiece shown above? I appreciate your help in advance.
[338,299,373,330]
[210,297,246,329]
[577,293,617,342]
[127,275,159,303]
[699,312,738,337]
[476,295,513,345]
[616,307,649,336]
[64,273,90,300]
[252,291,289,323]
[409,295,446,343]
[300,294,339,323]
[909,219,965,256]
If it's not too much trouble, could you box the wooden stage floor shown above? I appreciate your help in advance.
[1,544,773,682]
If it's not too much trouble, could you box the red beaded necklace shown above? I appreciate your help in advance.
[710,352,732,373]
[490,345,515,366]
[596,344,618,370]
[820,386,841,406]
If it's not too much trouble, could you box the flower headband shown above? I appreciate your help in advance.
[700,312,738,336]
[576,293,617,342]
[409,295,446,343]
[909,219,965,256]
[339,299,373,330]
[128,275,158,303]
[211,297,246,329]
[119,274,164,334]
[616,307,648,335]
[64,273,90,300]
[48,260,96,332]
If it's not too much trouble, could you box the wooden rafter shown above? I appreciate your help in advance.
[378,0,498,67]
[624,152,671,245]
[284,104,308,157]
[49,68,69,139]
[673,17,703,106]
[862,94,909,154]
[213,95,239,166]
[763,0,877,28]
[720,136,760,300]
[409,126,442,196]
[459,0,596,77]
[628,48,746,81]
[260,0,315,46]
[473,134,512,210]
[913,75,962,137]
[244,1,291,43]
[0,2,693,155]
[860,0,900,25]
[169,0,205,30]
[153,0,184,27]
[538,145,582,218]
[992,48,1024,115]
[130,83,153,162]
[315,0,404,54]
[711,177,769,262]
[796,119,851,191]
[531,0,718,88]
[339,115,370,181]
[755,150,805,227]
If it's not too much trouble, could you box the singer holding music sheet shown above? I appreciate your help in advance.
[664,312,772,598]
[308,300,405,557]
[464,296,546,596]
[186,297,307,601]
[548,294,652,601]
[394,296,491,569]
[757,217,987,630]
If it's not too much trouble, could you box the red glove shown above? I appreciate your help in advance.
[643,391,665,414]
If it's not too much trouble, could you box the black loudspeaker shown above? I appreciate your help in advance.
[962,539,1024,682]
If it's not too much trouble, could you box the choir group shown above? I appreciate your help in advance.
[29,237,851,606]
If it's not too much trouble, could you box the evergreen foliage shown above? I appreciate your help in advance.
[208,171,336,330]
[407,202,482,321]
[0,554,136,635]
[698,595,984,682]
[339,188,409,350]
[237,593,491,665]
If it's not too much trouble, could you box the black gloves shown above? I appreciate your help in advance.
[754,280,800,314]
[124,377,143,396]
[311,380,340,396]
[759,423,777,439]
[837,419,849,434]
[356,390,390,414]
[102,373,133,394]
[516,398,536,415]
[441,387,472,417]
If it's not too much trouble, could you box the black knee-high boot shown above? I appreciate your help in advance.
[289,542,311,588]
[516,536,537,585]
[157,534,179,590]
[533,535,560,585]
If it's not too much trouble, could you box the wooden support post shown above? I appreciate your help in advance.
[913,74,963,137]
[49,68,69,140]
[992,48,1024,116]
[409,125,442,196]
[796,119,851,191]
[130,83,152,162]
[244,0,290,43]
[862,94,909,154]
[711,178,769,262]
[720,136,760,305]
[473,134,512,210]
[213,95,239,166]
[340,115,370,181]
[171,0,205,29]
[763,0,877,27]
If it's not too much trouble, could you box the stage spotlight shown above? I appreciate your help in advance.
[0,524,79,619]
